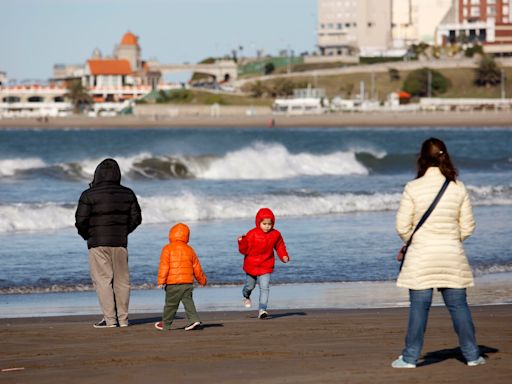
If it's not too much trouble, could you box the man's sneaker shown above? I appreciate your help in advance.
[185,321,203,331]
[467,356,486,366]
[242,298,252,308]
[93,319,117,329]
[119,322,129,328]
[391,355,416,368]
[258,310,269,319]
[154,321,166,331]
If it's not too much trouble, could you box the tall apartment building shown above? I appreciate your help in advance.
[317,0,392,56]
[392,0,454,47]
[437,0,512,53]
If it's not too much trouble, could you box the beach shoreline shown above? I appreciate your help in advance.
[1,306,510,383]
[2,273,511,319]
[1,110,512,129]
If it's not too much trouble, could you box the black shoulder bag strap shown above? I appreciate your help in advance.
[399,177,450,271]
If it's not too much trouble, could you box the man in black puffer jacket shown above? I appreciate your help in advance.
[75,158,142,328]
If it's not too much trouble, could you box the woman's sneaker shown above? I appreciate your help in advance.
[391,355,416,368]
[185,321,203,331]
[242,298,252,308]
[258,310,269,319]
[93,319,117,328]
[467,356,486,366]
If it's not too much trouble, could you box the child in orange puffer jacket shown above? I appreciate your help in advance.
[154,223,207,331]
[238,208,289,319]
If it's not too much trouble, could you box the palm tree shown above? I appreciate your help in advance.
[65,79,92,114]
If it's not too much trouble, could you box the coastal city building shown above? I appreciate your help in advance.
[437,0,512,54]
[0,32,237,118]
[392,0,454,47]
[0,71,6,86]
[317,0,393,56]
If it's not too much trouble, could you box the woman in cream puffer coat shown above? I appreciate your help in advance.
[391,138,485,369]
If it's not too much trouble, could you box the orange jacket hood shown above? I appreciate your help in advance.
[169,223,189,243]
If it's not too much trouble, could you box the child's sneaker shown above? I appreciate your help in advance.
[467,356,486,366]
[93,319,117,328]
[258,310,269,319]
[154,321,165,331]
[242,298,252,308]
[391,355,416,368]
[185,321,203,331]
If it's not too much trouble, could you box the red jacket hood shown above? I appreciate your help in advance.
[255,208,275,227]
[169,223,189,243]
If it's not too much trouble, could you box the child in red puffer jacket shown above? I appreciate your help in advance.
[237,208,289,319]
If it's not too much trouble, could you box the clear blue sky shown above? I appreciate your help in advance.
[1,0,317,81]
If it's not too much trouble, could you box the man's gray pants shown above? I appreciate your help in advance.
[89,247,130,326]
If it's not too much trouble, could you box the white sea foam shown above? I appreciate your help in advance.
[1,183,511,233]
[0,192,400,233]
[0,158,46,177]
[195,142,369,179]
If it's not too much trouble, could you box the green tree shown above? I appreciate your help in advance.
[474,56,501,87]
[388,68,400,81]
[402,68,450,97]
[65,79,92,114]
[264,62,275,75]
[243,81,267,97]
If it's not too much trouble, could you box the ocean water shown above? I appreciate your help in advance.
[0,126,511,314]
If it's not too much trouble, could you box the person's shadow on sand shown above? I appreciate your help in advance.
[128,316,190,326]
[247,311,308,320]
[418,345,499,366]
[127,316,224,329]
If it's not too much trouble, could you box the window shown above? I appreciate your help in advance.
[470,6,480,17]
[487,6,496,16]
[337,23,343,29]
[28,96,44,102]
[368,22,374,28]
[345,23,351,28]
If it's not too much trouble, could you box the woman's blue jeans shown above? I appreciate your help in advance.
[242,273,270,310]
[402,288,481,364]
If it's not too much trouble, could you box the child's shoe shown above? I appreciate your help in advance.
[258,310,269,319]
[467,356,486,366]
[154,321,165,331]
[391,355,416,368]
[185,321,203,331]
[242,297,252,308]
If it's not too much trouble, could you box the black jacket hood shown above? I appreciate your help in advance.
[90,158,121,187]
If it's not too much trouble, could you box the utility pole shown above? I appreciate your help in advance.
[501,68,506,99]
[427,70,432,98]
[371,72,376,101]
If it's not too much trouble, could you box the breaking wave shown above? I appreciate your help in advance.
[0,143,372,181]
[1,183,511,233]
[0,158,46,177]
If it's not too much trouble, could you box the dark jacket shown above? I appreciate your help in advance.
[75,158,142,249]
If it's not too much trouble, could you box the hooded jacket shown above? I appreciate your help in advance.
[396,167,476,289]
[157,223,207,286]
[75,158,142,249]
[238,208,288,276]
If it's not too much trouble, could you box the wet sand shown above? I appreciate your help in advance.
[1,306,510,383]
[1,110,512,129]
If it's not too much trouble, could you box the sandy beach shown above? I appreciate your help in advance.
[1,305,510,384]
[0,110,511,129]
